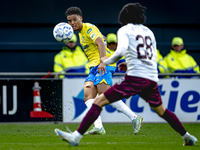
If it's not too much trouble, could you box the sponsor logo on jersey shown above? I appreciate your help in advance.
[90,33,96,40]
[87,28,92,34]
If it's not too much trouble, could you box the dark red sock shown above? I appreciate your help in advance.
[161,109,186,136]
[77,103,102,135]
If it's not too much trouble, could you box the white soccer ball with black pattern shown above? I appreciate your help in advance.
[53,22,74,43]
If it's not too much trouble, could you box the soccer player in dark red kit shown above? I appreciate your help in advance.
[55,3,198,146]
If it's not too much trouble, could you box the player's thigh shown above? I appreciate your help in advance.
[103,76,139,103]
[83,81,97,102]
[94,93,110,107]
[140,81,162,108]
[96,82,111,95]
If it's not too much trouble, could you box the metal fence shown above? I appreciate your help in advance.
[0,72,199,79]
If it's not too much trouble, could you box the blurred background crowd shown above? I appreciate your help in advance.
[0,0,199,78]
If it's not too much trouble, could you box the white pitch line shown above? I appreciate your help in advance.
[2,141,176,145]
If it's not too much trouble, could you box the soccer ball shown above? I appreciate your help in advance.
[53,22,74,43]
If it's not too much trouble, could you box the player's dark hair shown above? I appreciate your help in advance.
[65,7,82,17]
[119,3,146,25]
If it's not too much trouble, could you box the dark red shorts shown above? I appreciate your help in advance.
[104,75,162,107]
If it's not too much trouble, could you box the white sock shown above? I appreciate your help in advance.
[85,99,95,109]
[85,99,103,129]
[73,130,83,142]
[110,100,137,120]
[182,132,190,139]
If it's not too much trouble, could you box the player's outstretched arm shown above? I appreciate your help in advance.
[103,47,126,65]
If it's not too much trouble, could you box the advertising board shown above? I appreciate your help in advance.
[63,77,200,123]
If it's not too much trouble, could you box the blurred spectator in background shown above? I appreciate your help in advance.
[164,37,199,78]
[106,33,125,72]
[54,34,89,78]
[106,33,117,52]
[157,49,168,78]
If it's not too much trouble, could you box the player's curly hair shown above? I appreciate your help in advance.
[119,3,146,25]
[65,6,82,16]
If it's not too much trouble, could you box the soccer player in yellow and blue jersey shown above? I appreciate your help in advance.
[65,7,142,135]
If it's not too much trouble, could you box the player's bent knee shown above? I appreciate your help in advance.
[94,94,109,107]
[83,94,95,102]
[83,81,97,102]
[151,104,166,116]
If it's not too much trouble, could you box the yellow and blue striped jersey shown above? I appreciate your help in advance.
[79,23,115,68]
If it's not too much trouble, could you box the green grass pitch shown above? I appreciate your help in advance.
[0,123,199,150]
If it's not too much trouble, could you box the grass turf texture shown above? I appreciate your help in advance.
[0,123,199,150]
